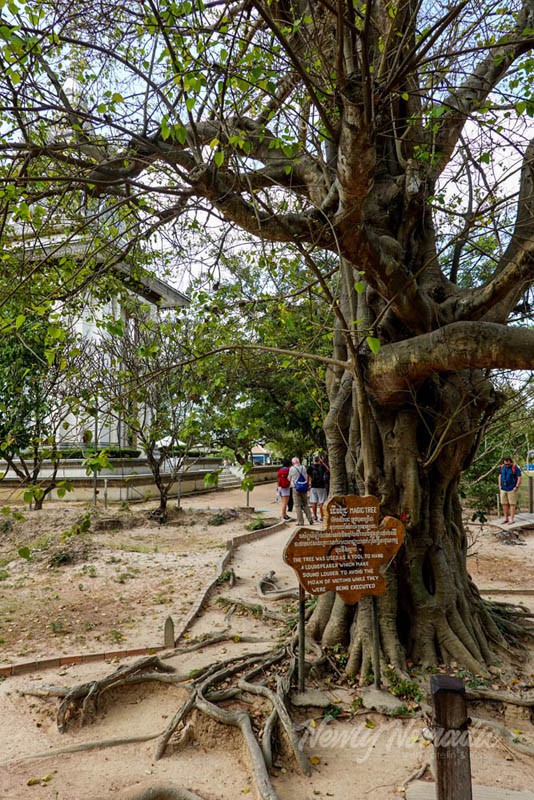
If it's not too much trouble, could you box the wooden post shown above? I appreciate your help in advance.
[298,584,306,693]
[430,675,472,800]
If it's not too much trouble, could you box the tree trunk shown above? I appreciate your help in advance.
[312,259,511,678]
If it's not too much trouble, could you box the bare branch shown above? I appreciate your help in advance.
[433,0,534,176]
[450,137,534,322]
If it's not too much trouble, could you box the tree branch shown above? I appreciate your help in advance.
[448,137,534,322]
[368,321,534,404]
[433,0,534,176]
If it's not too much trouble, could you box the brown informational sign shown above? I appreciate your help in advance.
[283,495,405,605]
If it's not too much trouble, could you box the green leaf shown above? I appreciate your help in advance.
[214,150,225,167]
[161,116,171,140]
[18,546,31,560]
[175,125,188,144]
[366,336,381,354]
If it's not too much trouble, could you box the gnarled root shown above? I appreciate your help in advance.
[256,571,299,601]
[154,644,315,800]
[56,656,175,732]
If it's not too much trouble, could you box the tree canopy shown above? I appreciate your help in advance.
[0,1,532,407]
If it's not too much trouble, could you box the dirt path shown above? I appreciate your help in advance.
[0,485,533,799]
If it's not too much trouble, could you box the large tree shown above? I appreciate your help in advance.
[1,0,534,676]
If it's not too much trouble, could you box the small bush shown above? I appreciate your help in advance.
[245,516,266,531]
[383,665,423,702]
[49,551,73,567]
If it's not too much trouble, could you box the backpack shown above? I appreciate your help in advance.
[278,467,290,489]
[294,469,309,494]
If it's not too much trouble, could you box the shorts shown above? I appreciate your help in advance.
[278,486,291,497]
[500,489,518,506]
[309,487,327,504]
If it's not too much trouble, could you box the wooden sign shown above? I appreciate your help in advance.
[283,495,405,605]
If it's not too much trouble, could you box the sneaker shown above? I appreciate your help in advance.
[283,515,292,521]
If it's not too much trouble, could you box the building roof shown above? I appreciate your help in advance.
[8,223,189,309]
[112,263,189,309]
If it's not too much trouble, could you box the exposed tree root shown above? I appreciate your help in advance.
[256,571,299,601]
[155,650,282,761]
[19,684,70,698]
[237,678,310,776]
[469,715,534,757]
[404,761,431,785]
[56,656,175,732]
[466,688,534,708]
[216,595,287,621]
[150,643,315,800]
[164,632,264,657]
[15,624,320,800]
[21,673,194,700]
[1,731,165,765]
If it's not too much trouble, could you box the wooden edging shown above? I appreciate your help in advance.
[163,518,289,646]
[0,518,288,679]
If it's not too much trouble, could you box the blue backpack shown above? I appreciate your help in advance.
[295,469,308,493]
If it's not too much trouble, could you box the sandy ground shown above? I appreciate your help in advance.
[0,483,533,799]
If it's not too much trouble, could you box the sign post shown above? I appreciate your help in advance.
[284,495,405,687]
[298,584,306,692]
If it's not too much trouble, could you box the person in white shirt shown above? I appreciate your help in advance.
[288,457,314,525]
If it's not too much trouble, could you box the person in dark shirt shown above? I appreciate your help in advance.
[498,457,522,524]
[307,455,327,522]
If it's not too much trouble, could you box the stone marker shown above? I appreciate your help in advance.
[164,616,175,648]
[291,689,332,708]
[360,686,407,714]
[283,494,405,604]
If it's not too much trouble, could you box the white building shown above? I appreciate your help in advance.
[8,219,189,452]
